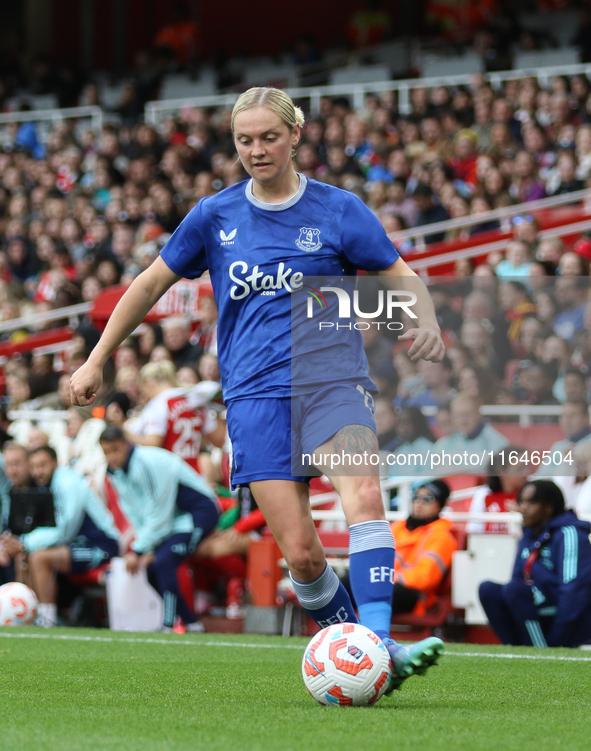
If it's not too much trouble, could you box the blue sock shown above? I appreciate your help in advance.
[349,520,395,643]
[290,563,358,629]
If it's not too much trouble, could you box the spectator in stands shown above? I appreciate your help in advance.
[467,446,529,534]
[509,151,546,203]
[429,284,462,333]
[412,183,450,244]
[498,281,537,345]
[553,277,588,342]
[433,393,508,472]
[1,446,119,627]
[114,366,141,410]
[540,334,573,403]
[191,295,218,353]
[161,316,203,369]
[386,406,436,476]
[563,368,589,403]
[374,398,398,450]
[382,177,418,228]
[104,392,131,425]
[138,323,163,364]
[479,480,591,647]
[512,361,559,424]
[516,316,545,361]
[538,399,591,477]
[534,289,558,330]
[150,345,174,364]
[550,151,585,196]
[536,237,564,265]
[99,426,220,632]
[460,319,505,378]
[359,320,393,372]
[494,240,534,279]
[387,479,457,615]
[397,357,455,410]
[557,251,589,277]
[457,363,502,405]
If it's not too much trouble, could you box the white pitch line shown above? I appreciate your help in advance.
[0,631,591,662]
[448,651,591,663]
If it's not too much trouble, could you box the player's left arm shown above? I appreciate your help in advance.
[373,257,444,363]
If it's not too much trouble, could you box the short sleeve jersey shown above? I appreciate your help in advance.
[130,383,218,470]
[160,176,399,401]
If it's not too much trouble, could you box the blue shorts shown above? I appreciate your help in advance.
[226,382,376,487]
[69,535,118,574]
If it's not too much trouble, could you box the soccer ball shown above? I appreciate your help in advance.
[0,582,38,626]
[302,623,392,706]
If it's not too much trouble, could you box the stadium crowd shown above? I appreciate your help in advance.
[0,70,590,638]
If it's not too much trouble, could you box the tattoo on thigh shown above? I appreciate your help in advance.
[332,424,378,455]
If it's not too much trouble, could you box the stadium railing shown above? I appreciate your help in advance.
[144,62,591,123]
[0,302,92,336]
[420,405,566,428]
[390,187,591,251]
[0,106,104,147]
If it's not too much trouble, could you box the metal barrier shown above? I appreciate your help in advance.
[144,62,591,122]
[391,187,591,250]
[407,215,591,273]
[0,106,104,147]
[420,405,565,427]
[0,302,91,335]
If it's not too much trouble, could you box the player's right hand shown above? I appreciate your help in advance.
[70,361,103,406]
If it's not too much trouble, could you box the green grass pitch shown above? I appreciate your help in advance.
[1,628,590,751]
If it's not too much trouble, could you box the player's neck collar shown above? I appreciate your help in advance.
[245,173,307,211]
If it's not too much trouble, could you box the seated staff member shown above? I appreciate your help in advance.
[479,480,591,648]
[389,479,458,615]
[344,479,457,616]
[0,443,35,583]
[99,426,220,632]
[2,446,119,627]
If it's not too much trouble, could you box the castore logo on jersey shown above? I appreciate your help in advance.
[220,228,237,245]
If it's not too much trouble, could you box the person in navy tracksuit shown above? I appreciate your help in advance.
[479,480,591,648]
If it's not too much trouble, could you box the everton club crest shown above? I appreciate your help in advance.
[296,227,322,252]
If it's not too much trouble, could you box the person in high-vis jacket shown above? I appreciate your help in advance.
[2,445,119,626]
[99,425,220,632]
[479,480,591,648]
[389,479,458,615]
[343,479,457,616]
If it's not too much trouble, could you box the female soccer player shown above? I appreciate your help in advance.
[70,87,445,691]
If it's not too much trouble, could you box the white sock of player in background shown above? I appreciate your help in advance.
[37,603,57,627]
[348,520,395,643]
[290,563,359,628]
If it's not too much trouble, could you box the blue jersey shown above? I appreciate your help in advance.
[160,175,399,401]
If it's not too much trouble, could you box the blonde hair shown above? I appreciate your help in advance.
[140,360,178,387]
[231,88,304,158]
